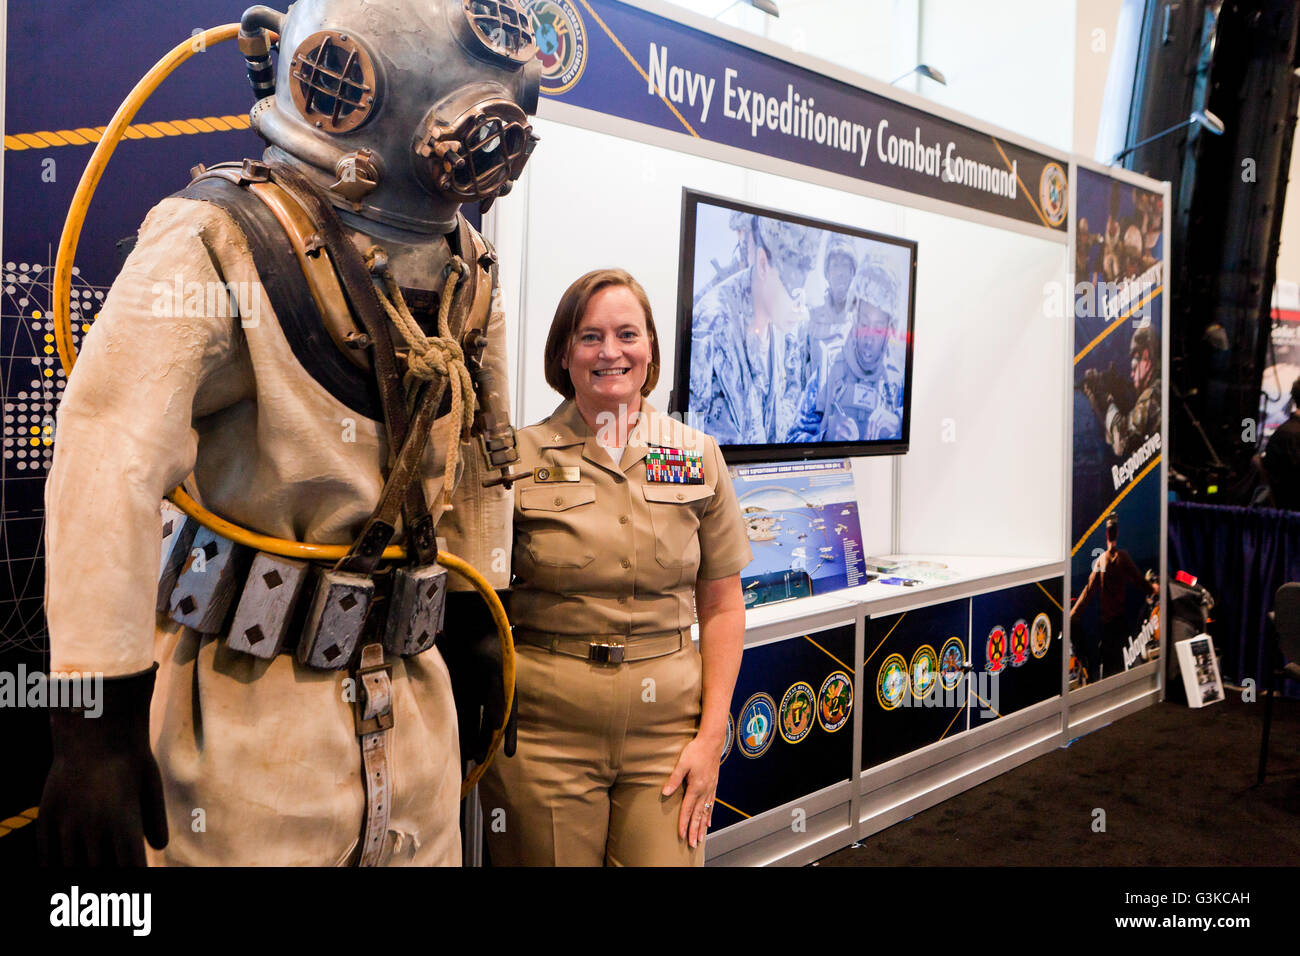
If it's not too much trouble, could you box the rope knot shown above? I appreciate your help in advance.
[368,249,477,515]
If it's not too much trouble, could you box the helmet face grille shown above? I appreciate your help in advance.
[417,99,537,203]
[452,114,529,196]
[463,0,537,64]
[290,32,377,133]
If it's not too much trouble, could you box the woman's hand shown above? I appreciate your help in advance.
[662,729,726,849]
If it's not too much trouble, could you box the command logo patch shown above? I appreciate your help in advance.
[1009,619,1030,667]
[738,692,776,758]
[939,637,965,691]
[720,711,734,765]
[877,654,908,710]
[1039,162,1068,227]
[526,0,587,95]
[779,681,816,743]
[986,626,1007,674]
[818,670,853,732]
[910,644,938,699]
[1031,613,1051,659]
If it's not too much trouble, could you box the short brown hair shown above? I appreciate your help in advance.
[543,268,660,400]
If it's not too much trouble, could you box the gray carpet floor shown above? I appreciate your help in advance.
[818,691,1300,866]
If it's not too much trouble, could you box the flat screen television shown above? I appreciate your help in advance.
[671,189,917,463]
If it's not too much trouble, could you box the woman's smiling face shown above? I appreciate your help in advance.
[563,284,652,411]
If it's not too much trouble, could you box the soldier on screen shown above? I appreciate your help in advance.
[689,215,820,445]
[788,258,905,443]
[805,236,856,383]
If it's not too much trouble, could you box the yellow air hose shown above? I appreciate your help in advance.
[51,24,514,794]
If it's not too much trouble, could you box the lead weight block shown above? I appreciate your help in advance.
[383,563,448,657]
[226,553,310,659]
[168,527,249,634]
[157,504,199,615]
[298,568,374,670]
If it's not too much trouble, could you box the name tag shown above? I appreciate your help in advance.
[533,466,581,483]
[851,382,878,409]
[646,448,704,484]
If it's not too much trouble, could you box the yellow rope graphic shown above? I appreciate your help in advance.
[0,807,39,839]
[5,114,251,151]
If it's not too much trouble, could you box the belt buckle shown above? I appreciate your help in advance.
[587,641,625,664]
[353,660,395,736]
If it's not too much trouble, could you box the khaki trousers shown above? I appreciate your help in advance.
[479,642,705,866]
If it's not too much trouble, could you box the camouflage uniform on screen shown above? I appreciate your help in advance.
[805,236,856,384]
[790,259,905,442]
[690,218,820,444]
[1085,326,1160,458]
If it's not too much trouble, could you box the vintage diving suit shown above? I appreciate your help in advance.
[40,0,540,866]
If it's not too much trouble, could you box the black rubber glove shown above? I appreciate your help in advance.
[39,664,169,867]
[441,589,517,768]
[1104,363,1137,415]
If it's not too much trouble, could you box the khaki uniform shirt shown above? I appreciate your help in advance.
[509,400,752,637]
[44,197,510,865]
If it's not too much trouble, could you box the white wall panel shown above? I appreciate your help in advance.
[896,208,1067,558]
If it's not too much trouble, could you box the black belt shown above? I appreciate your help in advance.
[513,627,690,663]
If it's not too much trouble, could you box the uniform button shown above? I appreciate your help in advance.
[676,492,685,500]
[621,558,630,569]
[554,496,563,506]
[619,515,629,525]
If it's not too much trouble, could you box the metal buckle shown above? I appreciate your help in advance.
[353,660,395,736]
[587,642,625,664]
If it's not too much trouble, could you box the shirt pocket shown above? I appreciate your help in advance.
[516,483,598,593]
[642,484,714,586]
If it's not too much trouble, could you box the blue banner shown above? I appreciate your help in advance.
[1069,167,1165,687]
[527,0,1069,233]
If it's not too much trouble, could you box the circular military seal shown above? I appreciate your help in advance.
[720,711,734,764]
[527,0,587,95]
[910,644,938,700]
[876,653,908,710]
[1039,162,1068,227]
[1031,613,1052,659]
[986,626,1007,674]
[1009,619,1030,667]
[779,681,816,744]
[818,670,854,732]
[939,637,965,691]
[738,692,777,758]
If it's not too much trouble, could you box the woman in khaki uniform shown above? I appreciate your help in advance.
[479,269,752,865]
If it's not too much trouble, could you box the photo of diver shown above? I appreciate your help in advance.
[674,191,916,462]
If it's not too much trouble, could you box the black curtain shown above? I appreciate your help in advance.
[1168,501,1300,698]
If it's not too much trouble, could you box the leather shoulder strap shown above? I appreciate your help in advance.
[175,174,385,422]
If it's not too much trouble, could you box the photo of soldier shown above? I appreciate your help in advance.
[1082,324,1161,457]
[806,236,857,384]
[788,258,907,443]
[1069,513,1158,683]
[689,213,821,444]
